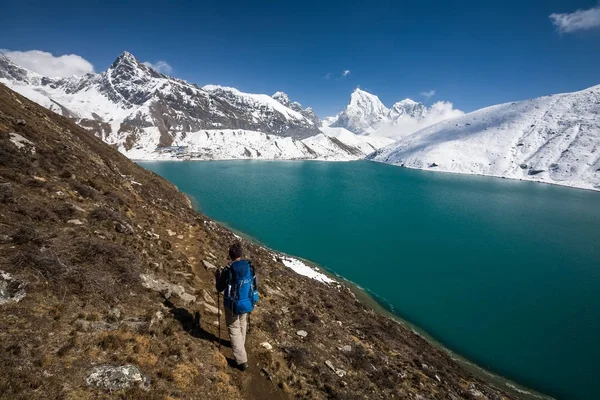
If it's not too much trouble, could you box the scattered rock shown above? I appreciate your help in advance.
[67,219,84,225]
[167,229,176,237]
[281,306,290,314]
[176,235,184,240]
[0,271,27,305]
[9,133,35,154]
[201,289,215,305]
[528,169,545,176]
[325,360,347,377]
[296,330,308,338]
[202,260,217,271]
[86,364,148,391]
[0,234,11,244]
[145,231,160,240]
[208,252,216,259]
[140,274,196,305]
[150,311,164,327]
[200,301,220,315]
[428,163,439,168]
[260,367,273,381]
[115,222,134,234]
[16,119,26,126]
[338,345,352,353]
[107,307,122,322]
[519,163,528,169]
[260,342,273,350]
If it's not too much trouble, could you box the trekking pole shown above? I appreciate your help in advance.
[217,290,221,350]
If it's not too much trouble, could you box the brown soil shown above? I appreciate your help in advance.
[0,83,522,399]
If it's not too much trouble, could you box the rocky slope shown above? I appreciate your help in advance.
[0,52,391,161]
[0,83,526,399]
[370,84,600,191]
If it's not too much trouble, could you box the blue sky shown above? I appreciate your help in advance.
[1,0,599,117]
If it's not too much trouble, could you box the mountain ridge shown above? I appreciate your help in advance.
[0,52,393,160]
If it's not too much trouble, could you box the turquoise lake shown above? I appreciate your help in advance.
[139,160,600,400]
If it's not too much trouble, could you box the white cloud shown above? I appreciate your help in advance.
[323,72,332,80]
[341,69,351,78]
[420,89,436,98]
[0,49,94,78]
[142,60,173,74]
[549,4,600,33]
[375,101,465,140]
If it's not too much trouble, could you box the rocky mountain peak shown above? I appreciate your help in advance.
[330,88,390,135]
[272,91,291,106]
[389,98,427,119]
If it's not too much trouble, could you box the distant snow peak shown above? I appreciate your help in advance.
[330,88,462,139]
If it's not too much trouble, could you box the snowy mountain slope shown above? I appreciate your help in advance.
[124,129,373,161]
[271,91,320,127]
[370,84,600,190]
[320,126,395,155]
[0,52,321,150]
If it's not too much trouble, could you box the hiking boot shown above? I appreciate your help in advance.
[237,362,249,371]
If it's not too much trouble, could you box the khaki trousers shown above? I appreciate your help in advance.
[225,307,248,364]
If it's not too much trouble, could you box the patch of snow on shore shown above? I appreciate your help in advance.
[280,256,335,284]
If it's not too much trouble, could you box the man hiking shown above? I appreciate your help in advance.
[215,242,259,371]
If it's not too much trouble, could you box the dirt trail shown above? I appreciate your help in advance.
[178,228,289,400]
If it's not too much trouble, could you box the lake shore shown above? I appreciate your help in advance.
[198,214,553,400]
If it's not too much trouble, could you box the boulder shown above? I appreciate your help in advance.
[260,342,273,350]
[325,360,347,377]
[201,289,215,305]
[296,330,308,338]
[140,274,196,305]
[0,271,27,305]
[202,260,217,271]
[67,219,84,225]
[200,301,220,315]
[86,364,148,391]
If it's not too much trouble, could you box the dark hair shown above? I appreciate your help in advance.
[229,242,243,260]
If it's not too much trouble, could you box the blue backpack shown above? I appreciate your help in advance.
[223,260,259,314]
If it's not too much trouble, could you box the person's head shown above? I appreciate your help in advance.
[229,242,243,261]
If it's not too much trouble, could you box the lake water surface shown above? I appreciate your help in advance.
[139,160,600,400]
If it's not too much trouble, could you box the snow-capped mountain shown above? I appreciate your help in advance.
[0,51,391,160]
[388,99,427,120]
[271,91,320,127]
[330,88,390,135]
[370,84,600,191]
[328,88,450,138]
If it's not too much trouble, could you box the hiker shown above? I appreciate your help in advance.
[215,242,259,371]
